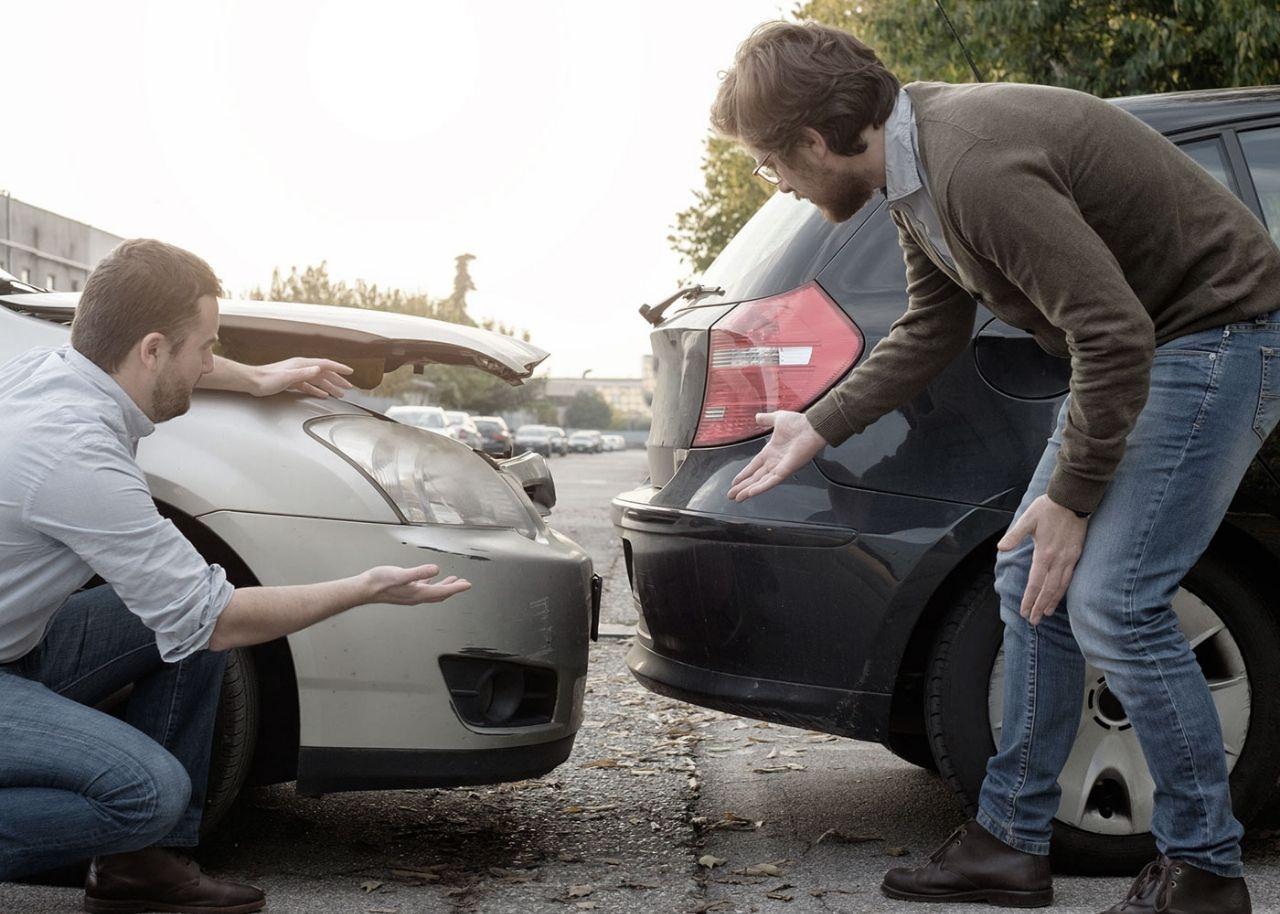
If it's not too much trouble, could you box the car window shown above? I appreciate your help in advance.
[1178,137,1237,195]
[1238,127,1280,246]
[699,191,876,304]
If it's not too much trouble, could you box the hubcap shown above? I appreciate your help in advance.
[987,588,1251,836]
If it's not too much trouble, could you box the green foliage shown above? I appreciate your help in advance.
[248,256,544,411]
[669,136,777,275]
[564,390,613,430]
[670,0,1280,270]
[800,0,1280,94]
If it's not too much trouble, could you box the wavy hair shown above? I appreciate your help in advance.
[711,20,899,159]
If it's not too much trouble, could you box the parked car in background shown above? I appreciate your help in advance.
[614,87,1280,874]
[602,434,627,452]
[386,404,449,435]
[547,425,570,456]
[443,411,484,451]
[515,424,555,458]
[473,415,514,459]
[569,430,603,453]
[0,274,601,834]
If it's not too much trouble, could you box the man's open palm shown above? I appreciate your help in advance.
[727,411,827,502]
[365,564,472,605]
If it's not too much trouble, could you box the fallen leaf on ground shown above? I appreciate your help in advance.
[886,846,910,857]
[766,890,795,901]
[699,855,727,869]
[567,884,594,898]
[713,811,760,827]
[360,880,384,893]
[575,903,598,911]
[600,857,623,866]
[811,828,883,847]
[742,863,783,877]
[367,908,399,914]
[690,902,731,913]
[580,758,622,769]
[389,869,440,883]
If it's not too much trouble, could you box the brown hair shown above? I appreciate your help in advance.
[71,239,223,372]
[711,20,899,160]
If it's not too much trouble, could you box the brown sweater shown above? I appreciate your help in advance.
[805,81,1280,514]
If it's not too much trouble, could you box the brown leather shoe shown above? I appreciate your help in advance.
[1099,856,1250,913]
[84,847,265,913]
[881,820,1053,907]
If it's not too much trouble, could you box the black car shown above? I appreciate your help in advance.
[614,87,1280,875]
[473,415,514,458]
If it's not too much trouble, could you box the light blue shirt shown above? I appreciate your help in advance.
[883,87,958,274]
[0,345,234,663]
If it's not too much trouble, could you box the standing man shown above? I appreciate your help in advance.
[717,21,1280,914]
[0,239,472,913]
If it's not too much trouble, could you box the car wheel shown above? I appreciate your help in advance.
[924,552,1280,876]
[200,647,261,837]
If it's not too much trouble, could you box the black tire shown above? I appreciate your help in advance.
[200,647,260,837]
[925,552,1280,876]
[885,730,939,773]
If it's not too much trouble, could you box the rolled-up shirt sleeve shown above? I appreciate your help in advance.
[22,432,235,662]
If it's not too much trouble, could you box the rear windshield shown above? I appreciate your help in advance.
[475,420,504,433]
[698,192,877,303]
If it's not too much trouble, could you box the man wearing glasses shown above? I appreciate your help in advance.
[713,19,1280,914]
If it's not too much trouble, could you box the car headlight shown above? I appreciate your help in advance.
[307,415,540,538]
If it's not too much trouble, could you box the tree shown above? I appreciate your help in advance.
[669,0,1280,270]
[564,390,612,430]
[669,136,776,275]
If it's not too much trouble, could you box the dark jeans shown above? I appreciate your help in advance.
[0,585,226,880]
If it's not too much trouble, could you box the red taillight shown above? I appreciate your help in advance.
[692,281,863,447]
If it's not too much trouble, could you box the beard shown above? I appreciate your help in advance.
[814,172,876,223]
[151,366,194,422]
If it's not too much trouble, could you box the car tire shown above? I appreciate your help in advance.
[200,647,261,837]
[925,552,1280,876]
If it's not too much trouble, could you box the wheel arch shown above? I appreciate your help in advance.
[884,510,1280,752]
[155,499,301,785]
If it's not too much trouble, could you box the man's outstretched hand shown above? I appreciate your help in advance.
[253,357,355,398]
[362,564,472,605]
[727,410,827,502]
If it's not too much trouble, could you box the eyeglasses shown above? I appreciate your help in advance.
[752,152,781,186]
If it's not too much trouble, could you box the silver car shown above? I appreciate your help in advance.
[0,271,601,831]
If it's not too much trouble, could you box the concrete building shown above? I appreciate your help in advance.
[543,374,652,424]
[0,192,124,291]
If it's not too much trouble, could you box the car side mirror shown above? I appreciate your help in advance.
[499,451,557,515]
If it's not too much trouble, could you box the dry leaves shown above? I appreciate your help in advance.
[698,854,727,869]
[567,884,594,898]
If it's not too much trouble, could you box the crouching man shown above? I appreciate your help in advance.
[0,239,472,913]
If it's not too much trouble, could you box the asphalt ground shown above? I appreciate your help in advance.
[5,448,1280,913]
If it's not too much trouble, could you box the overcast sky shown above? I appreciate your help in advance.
[5,0,790,378]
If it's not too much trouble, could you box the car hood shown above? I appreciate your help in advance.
[0,292,548,387]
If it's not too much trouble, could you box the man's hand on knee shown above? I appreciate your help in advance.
[998,494,1088,625]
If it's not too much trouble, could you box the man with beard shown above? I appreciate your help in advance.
[0,239,472,912]
[716,20,1280,914]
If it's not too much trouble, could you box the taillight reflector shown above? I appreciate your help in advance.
[692,281,862,447]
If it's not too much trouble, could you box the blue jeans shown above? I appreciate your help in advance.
[0,585,227,880]
[977,310,1280,878]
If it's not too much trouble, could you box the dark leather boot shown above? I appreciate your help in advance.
[84,847,265,913]
[881,819,1053,907]
[1099,856,1250,913]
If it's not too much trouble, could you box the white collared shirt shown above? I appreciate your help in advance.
[0,345,234,663]
[883,87,958,273]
